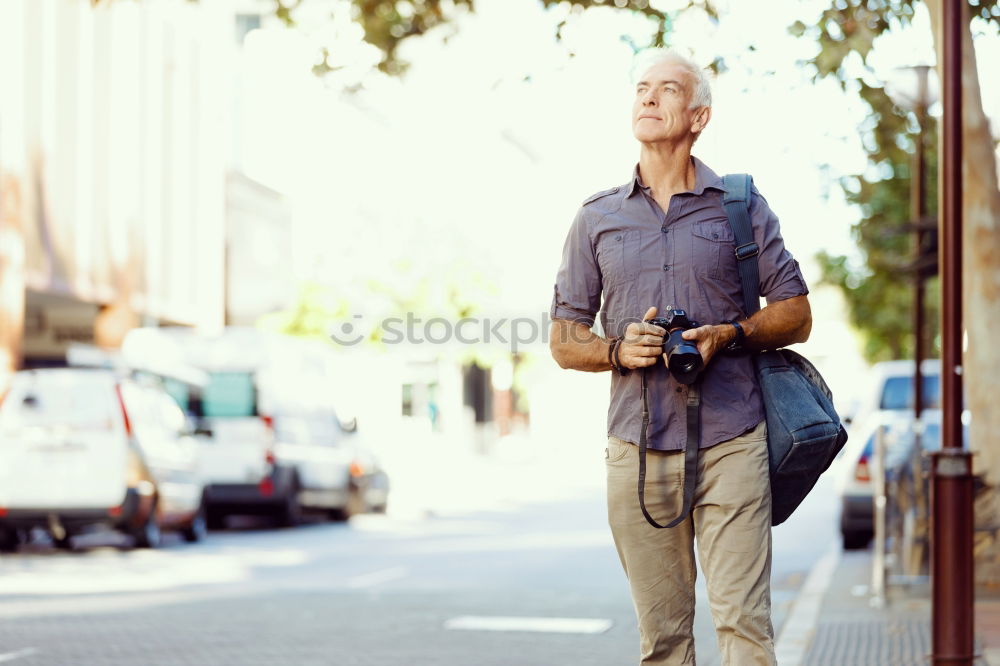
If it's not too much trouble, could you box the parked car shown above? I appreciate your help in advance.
[832,360,943,551]
[0,368,206,552]
[851,359,940,430]
[273,412,389,520]
[122,326,386,528]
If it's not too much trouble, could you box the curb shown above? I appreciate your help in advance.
[774,541,841,665]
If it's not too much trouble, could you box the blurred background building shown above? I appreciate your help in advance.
[0,0,296,382]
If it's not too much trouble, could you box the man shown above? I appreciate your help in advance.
[548,49,811,665]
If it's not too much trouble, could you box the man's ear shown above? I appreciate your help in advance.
[691,106,711,135]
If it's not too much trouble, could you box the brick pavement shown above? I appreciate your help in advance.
[802,548,1000,666]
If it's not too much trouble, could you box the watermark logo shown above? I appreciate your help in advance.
[329,314,367,346]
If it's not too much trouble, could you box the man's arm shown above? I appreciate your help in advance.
[550,306,668,372]
[740,294,812,351]
[680,294,812,364]
[549,319,613,372]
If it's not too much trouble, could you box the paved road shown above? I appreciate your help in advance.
[0,442,840,665]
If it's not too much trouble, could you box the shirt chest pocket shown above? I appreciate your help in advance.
[690,221,735,280]
[598,231,640,287]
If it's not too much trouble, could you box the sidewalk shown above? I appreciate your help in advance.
[790,546,1000,665]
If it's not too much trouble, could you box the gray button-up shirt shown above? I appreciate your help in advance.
[550,157,809,451]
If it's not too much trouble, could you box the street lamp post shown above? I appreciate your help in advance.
[931,1,974,664]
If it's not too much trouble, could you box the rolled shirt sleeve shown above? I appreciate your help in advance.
[749,185,809,303]
[550,207,602,327]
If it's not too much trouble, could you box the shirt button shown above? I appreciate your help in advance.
[712,232,719,239]
[662,264,670,271]
[615,234,622,241]
[661,226,667,233]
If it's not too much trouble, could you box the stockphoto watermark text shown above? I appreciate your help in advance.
[328,312,645,352]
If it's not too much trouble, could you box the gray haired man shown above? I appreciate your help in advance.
[548,50,811,665]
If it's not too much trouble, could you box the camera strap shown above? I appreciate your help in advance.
[637,368,700,529]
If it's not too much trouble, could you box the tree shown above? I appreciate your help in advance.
[225,0,718,75]
[814,81,940,363]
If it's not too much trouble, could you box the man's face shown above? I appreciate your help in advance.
[631,60,708,144]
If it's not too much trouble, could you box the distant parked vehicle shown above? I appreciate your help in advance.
[122,327,386,528]
[273,412,389,520]
[851,359,940,429]
[831,360,942,551]
[0,368,206,552]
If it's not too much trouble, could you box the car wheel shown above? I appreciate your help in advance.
[182,504,208,543]
[842,528,872,550]
[132,506,162,549]
[0,528,20,553]
[276,480,302,528]
[327,506,350,522]
[206,508,227,531]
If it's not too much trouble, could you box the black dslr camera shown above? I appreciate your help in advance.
[646,308,703,385]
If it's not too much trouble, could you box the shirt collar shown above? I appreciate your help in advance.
[626,156,727,199]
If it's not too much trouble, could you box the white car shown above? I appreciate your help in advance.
[850,359,940,429]
[833,359,941,550]
[273,413,389,520]
[0,368,206,551]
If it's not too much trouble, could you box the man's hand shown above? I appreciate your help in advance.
[619,306,668,370]
[680,323,736,367]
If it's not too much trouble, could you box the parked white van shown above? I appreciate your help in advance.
[0,368,205,551]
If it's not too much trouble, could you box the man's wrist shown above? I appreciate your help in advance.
[607,336,629,375]
[723,319,746,352]
[718,323,738,344]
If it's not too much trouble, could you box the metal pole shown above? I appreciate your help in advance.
[872,424,887,607]
[931,1,974,664]
[913,65,928,430]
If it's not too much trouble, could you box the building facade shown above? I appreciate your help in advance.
[0,0,293,386]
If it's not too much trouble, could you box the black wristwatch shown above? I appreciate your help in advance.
[725,319,746,353]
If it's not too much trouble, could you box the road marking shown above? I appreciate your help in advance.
[345,566,408,589]
[0,648,39,663]
[444,616,613,634]
[774,541,841,666]
[407,530,609,555]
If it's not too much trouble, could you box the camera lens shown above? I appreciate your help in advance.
[663,329,703,385]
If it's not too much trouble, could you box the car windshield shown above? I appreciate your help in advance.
[0,371,116,432]
[880,374,940,410]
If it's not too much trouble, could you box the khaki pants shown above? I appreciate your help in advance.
[606,420,775,666]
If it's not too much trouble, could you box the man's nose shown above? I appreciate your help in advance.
[641,90,656,106]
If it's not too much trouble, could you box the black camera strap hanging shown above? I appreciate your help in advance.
[637,367,700,529]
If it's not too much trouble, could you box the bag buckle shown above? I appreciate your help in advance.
[735,242,759,260]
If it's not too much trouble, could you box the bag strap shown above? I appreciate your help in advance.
[722,174,762,317]
[638,368,700,529]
